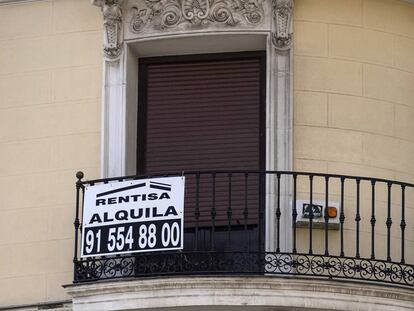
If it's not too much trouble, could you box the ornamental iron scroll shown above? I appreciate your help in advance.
[129,0,265,33]
[74,252,414,287]
[272,0,293,51]
[74,170,414,288]
[93,0,124,61]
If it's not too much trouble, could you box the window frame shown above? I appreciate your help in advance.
[100,32,293,253]
[136,51,267,175]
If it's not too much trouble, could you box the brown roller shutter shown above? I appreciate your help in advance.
[138,53,265,231]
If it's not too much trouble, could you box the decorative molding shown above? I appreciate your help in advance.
[92,0,124,62]
[266,33,293,253]
[272,0,293,51]
[0,0,42,5]
[129,0,265,33]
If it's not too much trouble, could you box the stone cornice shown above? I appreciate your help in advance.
[95,0,290,59]
[2,0,414,5]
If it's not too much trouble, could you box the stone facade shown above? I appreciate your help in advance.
[0,0,413,310]
[293,0,414,259]
[0,0,102,307]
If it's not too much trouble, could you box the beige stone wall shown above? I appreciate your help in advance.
[0,0,102,307]
[293,0,414,260]
[1,0,414,307]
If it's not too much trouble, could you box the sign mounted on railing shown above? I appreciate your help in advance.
[81,177,185,257]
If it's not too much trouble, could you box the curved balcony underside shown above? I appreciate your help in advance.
[66,276,414,311]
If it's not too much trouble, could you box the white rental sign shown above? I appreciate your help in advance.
[81,177,185,257]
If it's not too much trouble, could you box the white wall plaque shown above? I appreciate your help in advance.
[81,176,185,257]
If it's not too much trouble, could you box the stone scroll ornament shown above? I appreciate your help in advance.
[272,0,293,51]
[130,0,265,33]
[93,0,124,61]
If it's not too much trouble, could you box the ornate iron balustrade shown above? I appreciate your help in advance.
[73,171,414,287]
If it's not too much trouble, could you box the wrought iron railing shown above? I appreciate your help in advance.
[73,171,414,287]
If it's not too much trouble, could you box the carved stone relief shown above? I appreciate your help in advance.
[92,0,294,60]
[129,0,265,33]
[272,0,293,51]
[93,0,124,61]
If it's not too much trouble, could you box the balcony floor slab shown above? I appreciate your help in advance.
[65,276,414,311]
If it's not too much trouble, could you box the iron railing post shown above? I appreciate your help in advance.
[324,176,329,256]
[370,180,376,260]
[73,171,84,282]
[308,175,314,255]
[355,179,361,259]
[276,173,281,253]
[70,170,414,288]
[339,177,345,257]
[400,185,406,264]
[386,182,393,262]
[292,174,297,254]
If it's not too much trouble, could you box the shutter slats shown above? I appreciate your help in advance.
[143,57,262,227]
[149,59,259,71]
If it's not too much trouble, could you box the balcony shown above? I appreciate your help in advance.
[72,171,414,288]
